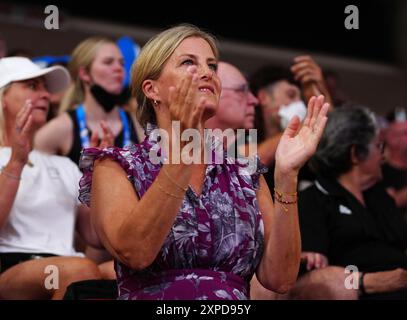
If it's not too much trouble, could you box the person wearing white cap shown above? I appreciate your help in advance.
[0,57,105,299]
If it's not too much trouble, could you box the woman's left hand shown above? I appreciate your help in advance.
[275,95,329,176]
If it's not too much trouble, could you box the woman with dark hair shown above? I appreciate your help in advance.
[293,106,407,300]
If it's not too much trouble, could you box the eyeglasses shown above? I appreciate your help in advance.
[222,83,250,98]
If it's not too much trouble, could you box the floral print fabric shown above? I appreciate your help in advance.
[79,125,267,300]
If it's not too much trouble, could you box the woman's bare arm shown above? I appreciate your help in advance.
[90,159,192,270]
[34,113,73,155]
[255,175,301,293]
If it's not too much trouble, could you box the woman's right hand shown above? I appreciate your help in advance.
[10,99,35,166]
[168,66,207,135]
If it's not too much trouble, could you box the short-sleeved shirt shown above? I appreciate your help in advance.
[298,176,407,273]
[78,124,267,300]
[0,148,83,257]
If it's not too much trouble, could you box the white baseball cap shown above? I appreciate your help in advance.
[0,56,70,93]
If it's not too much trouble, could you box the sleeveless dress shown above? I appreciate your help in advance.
[78,124,267,300]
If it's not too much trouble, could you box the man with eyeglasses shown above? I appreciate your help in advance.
[206,61,258,132]
[205,62,260,163]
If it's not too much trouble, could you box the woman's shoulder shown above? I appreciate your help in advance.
[79,137,158,177]
[80,144,141,168]
[43,112,73,133]
[34,112,74,154]
[78,142,157,206]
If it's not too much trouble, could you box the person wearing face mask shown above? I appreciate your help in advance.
[34,37,143,165]
[34,37,144,282]
[249,57,334,192]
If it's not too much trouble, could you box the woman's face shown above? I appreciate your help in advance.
[89,43,125,95]
[155,37,221,120]
[3,77,50,129]
[358,134,384,189]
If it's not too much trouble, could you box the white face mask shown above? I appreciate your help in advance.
[278,100,307,129]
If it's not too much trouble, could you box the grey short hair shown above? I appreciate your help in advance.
[309,105,378,178]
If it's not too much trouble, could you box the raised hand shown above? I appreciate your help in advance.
[90,121,114,149]
[291,56,334,109]
[10,99,35,165]
[291,55,324,85]
[275,95,329,176]
[167,66,207,135]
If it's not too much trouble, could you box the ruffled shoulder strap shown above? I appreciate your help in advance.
[78,143,158,206]
[233,154,268,190]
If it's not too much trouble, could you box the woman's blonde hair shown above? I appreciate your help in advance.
[0,85,10,146]
[59,37,116,113]
[131,24,219,128]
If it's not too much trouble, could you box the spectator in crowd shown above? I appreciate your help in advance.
[250,56,333,142]
[206,62,258,130]
[31,56,71,121]
[249,57,334,191]
[0,57,104,299]
[34,38,145,276]
[205,61,258,158]
[77,24,329,300]
[204,61,284,300]
[294,106,407,299]
[34,37,143,165]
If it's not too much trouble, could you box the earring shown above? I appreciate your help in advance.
[153,100,159,107]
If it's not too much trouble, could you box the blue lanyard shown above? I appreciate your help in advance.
[119,107,131,147]
[75,105,131,148]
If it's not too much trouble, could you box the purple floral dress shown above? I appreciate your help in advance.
[79,125,267,300]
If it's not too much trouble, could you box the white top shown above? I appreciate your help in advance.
[0,148,83,256]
